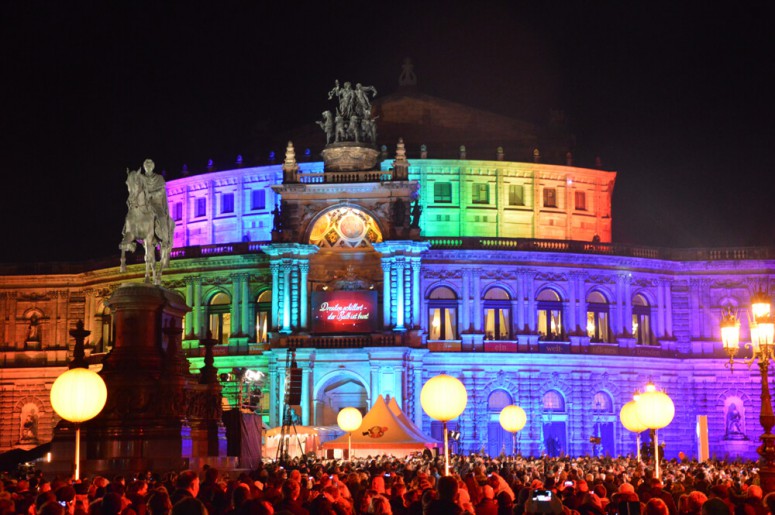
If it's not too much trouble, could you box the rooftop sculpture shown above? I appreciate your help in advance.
[317,80,378,145]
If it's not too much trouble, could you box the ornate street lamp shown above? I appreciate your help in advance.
[421,374,467,475]
[634,382,674,480]
[499,405,527,456]
[620,399,648,461]
[720,291,775,493]
[337,407,363,460]
[49,321,107,480]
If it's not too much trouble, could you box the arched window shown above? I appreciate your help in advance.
[632,294,655,345]
[255,290,272,344]
[586,291,611,343]
[488,389,513,412]
[484,287,511,340]
[208,292,231,344]
[537,289,564,341]
[428,286,458,341]
[592,391,613,414]
[542,390,566,412]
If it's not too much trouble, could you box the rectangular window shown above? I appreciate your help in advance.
[575,191,586,210]
[251,189,266,210]
[221,193,234,214]
[434,182,452,203]
[472,183,489,204]
[172,202,183,221]
[508,184,525,206]
[543,188,557,208]
[429,307,457,340]
[195,198,207,218]
[256,311,269,344]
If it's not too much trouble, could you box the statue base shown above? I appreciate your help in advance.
[322,142,379,172]
[74,283,226,474]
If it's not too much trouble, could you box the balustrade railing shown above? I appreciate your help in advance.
[295,170,392,184]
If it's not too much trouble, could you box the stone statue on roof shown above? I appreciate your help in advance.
[319,79,379,146]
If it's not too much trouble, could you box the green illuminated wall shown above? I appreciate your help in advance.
[402,159,615,242]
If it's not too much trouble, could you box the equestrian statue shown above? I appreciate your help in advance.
[119,158,175,285]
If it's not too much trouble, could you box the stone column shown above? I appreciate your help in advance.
[615,274,624,335]
[299,262,309,330]
[526,272,536,332]
[462,269,471,331]
[516,271,525,331]
[656,280,665,338]
[382,260,392,329]
[370,366,379,405]
[84,290,94,339]
[231,275,240,337]
[396,260,405,330]
[240,274,250,337]
[624,274,632,335]
[568,274,577,334]
[413,367,423,427]
[473,269,482,332]
[291,266,300,331]
[282,262,292,333]
[185,278,194,338]
[270,262,280,330]
[194,278,203,338]
[268,361,279,427]
[301,364,312,425]
[665,280,673,337]
[411,257,422,329]
[578,274,588,333]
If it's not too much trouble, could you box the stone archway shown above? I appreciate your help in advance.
[313,371,369,426]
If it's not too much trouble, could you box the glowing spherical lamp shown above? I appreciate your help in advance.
[634,383,674,480]
[499,405,527,456]
[499,405,527,433]
[635,388,675,430]
[620,400,647,433]
[337,407,363,460]
[421,374,468,475]
[421,374,468,422]
[337,407,363,432]
[50,367,107,480]
[619,400,647,462]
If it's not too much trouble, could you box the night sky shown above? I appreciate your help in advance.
[2,2,774,263]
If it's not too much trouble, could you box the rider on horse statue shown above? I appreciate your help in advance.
[120,158,174,285]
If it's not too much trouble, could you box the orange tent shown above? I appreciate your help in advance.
[322,395,438,458]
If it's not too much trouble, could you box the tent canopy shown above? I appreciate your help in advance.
[323,395,438,454]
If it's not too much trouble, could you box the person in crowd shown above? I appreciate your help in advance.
[474,485,498,515]
[147,489,173,515]
[171,473,200,507]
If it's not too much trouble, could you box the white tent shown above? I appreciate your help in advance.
[264,425,325,458]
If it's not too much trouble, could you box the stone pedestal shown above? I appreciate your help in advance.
[80,283,225,473]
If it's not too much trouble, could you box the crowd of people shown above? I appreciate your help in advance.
[0,454,771,515]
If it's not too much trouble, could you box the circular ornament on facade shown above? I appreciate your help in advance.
[339,214,365,239]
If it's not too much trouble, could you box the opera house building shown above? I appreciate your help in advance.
[0,75,771,464]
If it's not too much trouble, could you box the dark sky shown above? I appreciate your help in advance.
[2,2,774,263]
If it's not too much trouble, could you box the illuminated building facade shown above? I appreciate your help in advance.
[0,86,772,462]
